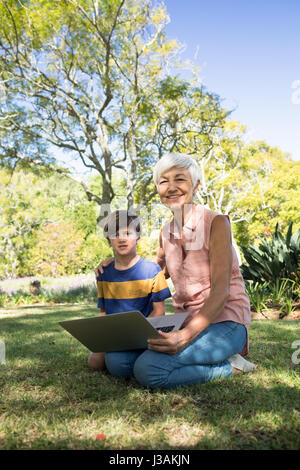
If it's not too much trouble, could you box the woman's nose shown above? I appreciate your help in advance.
[166,181,177,192]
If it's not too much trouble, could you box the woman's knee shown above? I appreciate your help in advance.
[133,351,167,389]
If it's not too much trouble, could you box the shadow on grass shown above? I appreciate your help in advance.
[0,308,299,449]
[1,366,299,450]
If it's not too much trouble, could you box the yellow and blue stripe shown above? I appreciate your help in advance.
[97,257,171,317]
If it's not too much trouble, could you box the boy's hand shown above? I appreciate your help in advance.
[94,258,114,276]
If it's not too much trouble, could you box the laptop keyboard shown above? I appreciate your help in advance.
[156,325,175,333]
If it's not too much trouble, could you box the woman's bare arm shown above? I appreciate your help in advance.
[148,215,233,354]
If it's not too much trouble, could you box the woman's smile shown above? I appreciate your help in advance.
[167,194,182,200]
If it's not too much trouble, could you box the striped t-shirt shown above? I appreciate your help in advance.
[96,257,171,317]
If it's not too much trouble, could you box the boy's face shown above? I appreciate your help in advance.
[108,227,139,257]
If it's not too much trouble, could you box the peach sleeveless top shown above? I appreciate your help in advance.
[158,204,251,356]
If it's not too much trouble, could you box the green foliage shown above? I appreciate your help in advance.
[244,281,269,314]
[79,233,113,273]
[136,237,159,262]
[0,0,228,210]
[0,290,8,307]
[268,278,296,307]
[0,169,46,278]
[233,147,300,246]
[3,0,298,229]
[0,167,114,278]
[0,284,98,306]
[244,278,298,317]
[0,168,89,278]
[279,296,296,318]
[28,221,85,277]
[240,222,300,285]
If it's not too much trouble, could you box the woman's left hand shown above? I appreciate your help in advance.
[147,329,188,355]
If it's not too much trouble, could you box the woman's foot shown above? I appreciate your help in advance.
[228,353,257,374]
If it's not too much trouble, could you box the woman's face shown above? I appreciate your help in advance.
[157,166,198,210]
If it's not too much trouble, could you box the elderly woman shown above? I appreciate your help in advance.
[97,153,256,389]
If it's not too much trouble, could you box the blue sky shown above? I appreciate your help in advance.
[164,0,300,161]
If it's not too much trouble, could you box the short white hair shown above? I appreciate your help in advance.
[153,152,201,188]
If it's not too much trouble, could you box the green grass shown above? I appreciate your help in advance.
[0,300,299,450]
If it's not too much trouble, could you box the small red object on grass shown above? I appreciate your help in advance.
[95,433,106,441]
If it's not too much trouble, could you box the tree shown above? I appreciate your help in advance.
[0,166,95,278]
[131,75,227,207]
[0,0,226,221]
[233,143,300,244]
[190,122,273,222]
[0,168,49,278]
[28,221,85,276]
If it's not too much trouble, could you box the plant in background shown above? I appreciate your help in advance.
[29,222,85,277]
[0,275,98,307]
[240,222,300,286]
[279,296,296,319]
[268,278,296,308]
[244,281,270,315]
[79,234,113,274]
[136,237,159,262]
[0,290,8,307]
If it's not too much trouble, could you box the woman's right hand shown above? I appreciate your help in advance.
[94,258,114,277]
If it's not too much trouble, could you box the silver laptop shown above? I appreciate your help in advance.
[59,311,189,352]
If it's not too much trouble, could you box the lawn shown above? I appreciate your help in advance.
[0,300,299,450]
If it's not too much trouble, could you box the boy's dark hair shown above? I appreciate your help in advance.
[103,210,141,239]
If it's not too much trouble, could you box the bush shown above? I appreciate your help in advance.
[136,237,159,261]
[0,281,98,306]
[240,222,300,286]
[79,233,113,273]
[244,277,298,316]
[244,281,269,313]
[0,291,8,307]
[28,222,85,277]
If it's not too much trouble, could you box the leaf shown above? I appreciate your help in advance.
[171,398,188,409]
[286,222,293,247]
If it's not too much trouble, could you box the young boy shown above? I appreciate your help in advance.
[88,210,171,371]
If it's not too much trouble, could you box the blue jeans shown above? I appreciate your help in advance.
[105,321,247,389]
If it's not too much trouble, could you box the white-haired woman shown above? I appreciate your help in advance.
[96,153,256,388]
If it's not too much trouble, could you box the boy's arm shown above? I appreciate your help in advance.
[148,301,165,317]
[99,308,106,317]
[150,267,171,317]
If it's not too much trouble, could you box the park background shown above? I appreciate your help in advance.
[0,0,299,450]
